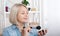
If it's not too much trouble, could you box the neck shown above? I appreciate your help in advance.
[17,22,25,30]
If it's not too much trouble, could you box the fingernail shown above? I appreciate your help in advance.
[28,30,29,32]
[23,27,25,29]
[38,31,41,33]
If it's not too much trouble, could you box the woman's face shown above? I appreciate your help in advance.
[17,6,28,23]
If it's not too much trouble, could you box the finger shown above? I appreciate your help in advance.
[27,26,31,32]
[42,30,45,35]
[38,32,42,36]
[21,29,25,36]
[38,33,40,36]
[45,30,47,33]
[38,31,43,36]
[41,31,44,35]
[24,26,31,32]
[38,33,43,36]
[42,29,48,35]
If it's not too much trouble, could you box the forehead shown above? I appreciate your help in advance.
[17,6,28,13]
[18,6,27,10]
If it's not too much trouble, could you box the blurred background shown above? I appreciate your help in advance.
[46,0,60,36]
[0,0,60,36]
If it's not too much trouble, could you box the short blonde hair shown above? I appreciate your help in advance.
[9,4,27,24]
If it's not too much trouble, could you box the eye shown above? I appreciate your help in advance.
[20,11,25,14]
[21,12,25,14]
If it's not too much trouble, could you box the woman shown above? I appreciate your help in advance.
[3,4,47,36]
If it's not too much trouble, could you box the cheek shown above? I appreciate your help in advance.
[17,14,26,22]
[17,14,28,23]
[17,15,23,21]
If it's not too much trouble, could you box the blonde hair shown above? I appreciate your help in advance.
[9,4,27,25]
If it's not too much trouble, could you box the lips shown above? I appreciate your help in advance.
[24,18,28,20]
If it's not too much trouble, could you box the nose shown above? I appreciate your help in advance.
[25,13,28,17]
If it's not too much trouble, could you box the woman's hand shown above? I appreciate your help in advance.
[21,26,31,36]
[29,22,48,36]
[38,29,47,36]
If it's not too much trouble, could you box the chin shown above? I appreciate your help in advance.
[23,21,28,23]
[24,21,28,23]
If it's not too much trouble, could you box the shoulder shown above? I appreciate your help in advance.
[4,25,18,32]
[3,25,13,36]
[3,25,13,31]
[3,25,18,36]
[3,25,13,34]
